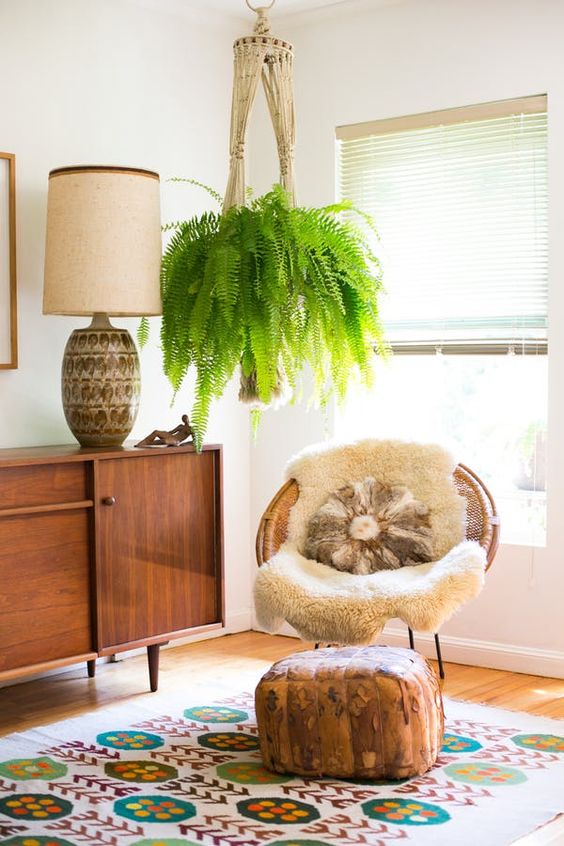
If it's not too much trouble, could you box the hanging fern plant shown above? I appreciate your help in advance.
[136,3,388,450]
[146,181,385,451]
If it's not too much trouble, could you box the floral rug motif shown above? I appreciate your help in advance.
[0,688,562,846]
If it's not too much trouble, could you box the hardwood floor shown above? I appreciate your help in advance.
[1,631,562,845]
[1,630,562,734]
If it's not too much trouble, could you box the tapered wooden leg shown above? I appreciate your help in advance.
[147,644,160,692]
[87,659,96,678]
[435,633,445,680]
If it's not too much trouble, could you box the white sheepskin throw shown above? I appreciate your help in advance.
[254,439,486,644]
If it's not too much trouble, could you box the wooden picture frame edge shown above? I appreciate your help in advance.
[0,151,17,369]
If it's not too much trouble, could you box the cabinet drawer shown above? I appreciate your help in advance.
[0,510,92,672]
[0,462,87,510]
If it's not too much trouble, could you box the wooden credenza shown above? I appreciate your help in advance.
[0,443,223,691]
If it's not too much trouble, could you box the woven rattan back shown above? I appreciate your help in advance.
[256,463,499,570]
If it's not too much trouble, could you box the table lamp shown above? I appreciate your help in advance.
[43,165,162,447]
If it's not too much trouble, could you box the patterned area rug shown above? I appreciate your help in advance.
[0,687,562,846]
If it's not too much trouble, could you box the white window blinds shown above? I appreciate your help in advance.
[336,97,548,353]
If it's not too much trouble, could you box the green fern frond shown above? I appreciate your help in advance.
[160,182,385,451]
[137,316,150,349]
[250,408,262,440]
[167,177,223,206]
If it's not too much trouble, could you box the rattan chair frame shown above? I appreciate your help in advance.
[255,463,500,678]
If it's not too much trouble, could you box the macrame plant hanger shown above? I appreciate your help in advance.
[225,0,297,406]
[223,0,296,213]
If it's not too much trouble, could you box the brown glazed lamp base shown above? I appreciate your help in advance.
[62,313,141,447]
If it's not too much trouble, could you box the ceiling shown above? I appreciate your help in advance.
[131,0,407,28]
[189,0,357,19]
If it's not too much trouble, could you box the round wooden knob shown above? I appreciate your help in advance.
[102,496,116,506]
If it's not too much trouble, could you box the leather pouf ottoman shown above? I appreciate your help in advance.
[255,645,444,780]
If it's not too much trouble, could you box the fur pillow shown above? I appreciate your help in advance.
[304,477,435,575]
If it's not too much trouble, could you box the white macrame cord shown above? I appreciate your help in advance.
[223,2,296,212]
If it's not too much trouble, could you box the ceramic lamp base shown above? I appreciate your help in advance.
[62,313,141,447]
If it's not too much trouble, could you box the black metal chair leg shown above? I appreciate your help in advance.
[408,628,415,650]
[434,632,445,679]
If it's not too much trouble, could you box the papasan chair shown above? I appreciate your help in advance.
[255,439,499,678]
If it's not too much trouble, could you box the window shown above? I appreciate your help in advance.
[336,97,548,545]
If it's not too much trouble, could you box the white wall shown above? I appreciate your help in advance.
[249,0,564,677]
[2,0,563,681]
[0,0,253,642]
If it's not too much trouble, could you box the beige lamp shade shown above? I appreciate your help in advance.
[43,165,162,316]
